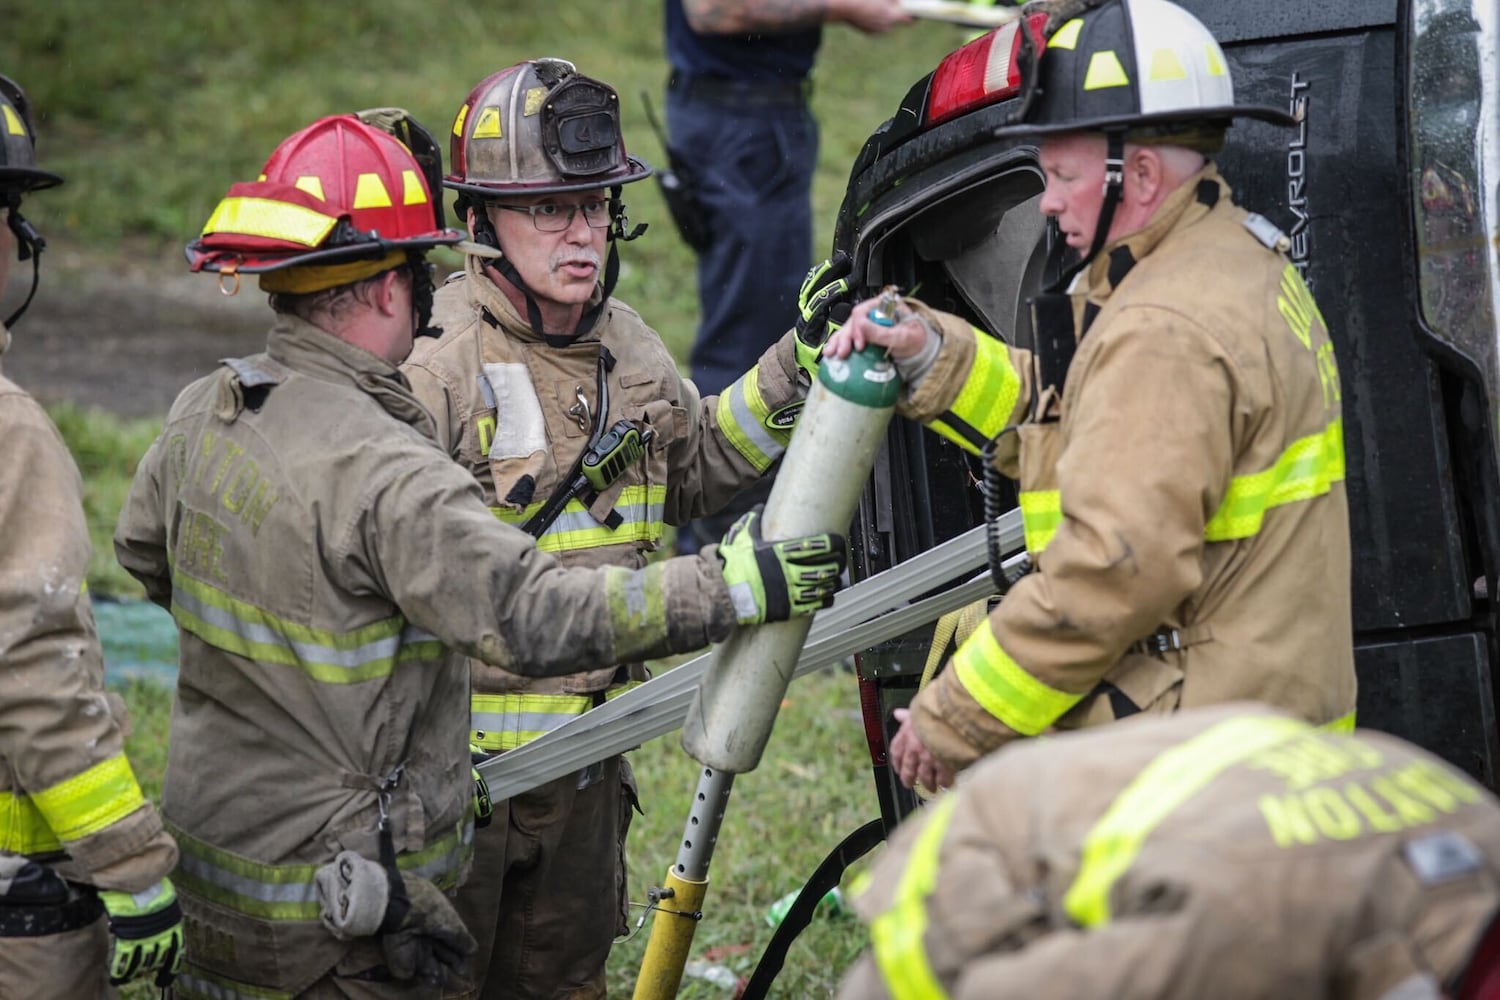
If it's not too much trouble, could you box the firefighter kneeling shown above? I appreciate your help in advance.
[839,704,1500,1000]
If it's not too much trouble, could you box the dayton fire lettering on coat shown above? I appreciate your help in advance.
[169,430,280,535]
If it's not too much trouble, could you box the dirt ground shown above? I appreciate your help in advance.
[1,241,268,419]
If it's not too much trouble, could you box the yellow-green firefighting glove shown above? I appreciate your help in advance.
[794,253,854,380]
[470,744,494,829]
[99,878,185,988]
[717,505,847,625]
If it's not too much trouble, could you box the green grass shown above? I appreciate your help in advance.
[14,3,972,994]
[3,1,961,361]
[606,666,877,998]
[45,403,161,599]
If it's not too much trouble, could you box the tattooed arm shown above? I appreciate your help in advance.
[682,0,911,35]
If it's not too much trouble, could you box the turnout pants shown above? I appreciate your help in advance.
[0,916,115,1000]
[447,756,636,1000]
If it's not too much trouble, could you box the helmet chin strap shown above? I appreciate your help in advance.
[466,188,644,342]
[1046,129,1126,294]
[4,205,46,329]
[406,254,441,339]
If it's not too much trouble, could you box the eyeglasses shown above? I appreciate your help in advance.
[493,199,611,233]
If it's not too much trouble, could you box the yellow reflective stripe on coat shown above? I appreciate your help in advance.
[716,364,793,473]
[176,966,294,1000]
[171,575,444,685]
[1022,418,1344,555]
[870,794,960,1000]
[930,330,1022,454]
[1321,710,1357,733]
[167,818,472,922]
[952,621,1083,736]
[28,753,146,843]
[470,692,593,752]
[0,790,62,854]
[1063,714,1310,928]
[1204,419,1345,541]
[490,483,667,554]
[1019,489,1061,555]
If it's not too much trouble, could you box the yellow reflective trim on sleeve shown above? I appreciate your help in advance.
[870,794,959,1000]
[715,365,787,473]
[1063,714,1309,928]
[945,330,1022,445]
[1049,18,1084,50]
[1083,51,1130,90]
[0,790,64,854]
[470,691,594,752]
[31,754,145,844]
[352,172,393,209]
[489,484,667,554]
[1019,489,1061,555]
[1204,419,1345,541]
[200,196,339,247]
[952,621,1083,736]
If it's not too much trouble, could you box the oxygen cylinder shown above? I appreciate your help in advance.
[682,305,903,773]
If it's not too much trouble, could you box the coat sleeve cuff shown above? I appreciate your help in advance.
[911,670,1022,772]
[60,804,179,894]
[896,303,979,423]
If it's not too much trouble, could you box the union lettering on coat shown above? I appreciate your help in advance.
[1259,758,1483,848]
[179,429,281,535]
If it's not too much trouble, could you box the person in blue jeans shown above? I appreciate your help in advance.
[664,0,910,552]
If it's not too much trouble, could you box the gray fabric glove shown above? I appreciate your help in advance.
[315,850,476,985]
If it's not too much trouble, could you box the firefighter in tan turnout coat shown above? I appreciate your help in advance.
[0,73,183,998]
[113,112,844,999]
[402,59,830,999]
[826,0,1356,790]
[838,704,1500,1000]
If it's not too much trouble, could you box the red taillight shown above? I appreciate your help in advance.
[924,13,1048,127]
[857,666,888,766]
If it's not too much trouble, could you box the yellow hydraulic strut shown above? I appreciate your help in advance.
[632,767,732,1000]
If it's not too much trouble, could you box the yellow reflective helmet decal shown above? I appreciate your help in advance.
[472,106,502,139]
[352,172,393,209]
[1049,18,1085,51]
[400,168,427,206]
[200,196,339,247]
[1148,47,1188,82]
[1204,43,1227,76]
[1083,50,1131,91]
[294,175,325,201]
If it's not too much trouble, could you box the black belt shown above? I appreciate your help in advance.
[667,71,810,107]
[0,884,104,937]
